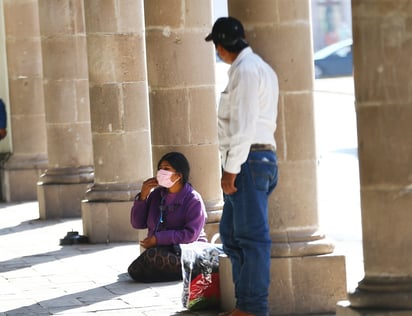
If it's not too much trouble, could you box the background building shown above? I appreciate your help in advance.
[311,0,352,51]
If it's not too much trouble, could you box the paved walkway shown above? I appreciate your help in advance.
[0,77,363,316]
[0,202,222,316]
[0,201,362,316]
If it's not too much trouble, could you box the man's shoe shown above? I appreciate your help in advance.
[228,308,255,316]
[218,309,234,316]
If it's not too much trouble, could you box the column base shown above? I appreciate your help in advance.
[204,221,220,242]
[37,182,91,218]
[82,200,138,243]
[37,166,94,218]
[1,154,47,201]
[344,276,412,309]
[3,167,44,201]
[271,230,335,257]
[203,199,222,242]
[84,183,140,202]
[220,253,347,315]
[337,300,412,316]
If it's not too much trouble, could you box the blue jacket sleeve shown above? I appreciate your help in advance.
[0,99,7,129]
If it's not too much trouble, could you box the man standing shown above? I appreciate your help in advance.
[205,17,279,316]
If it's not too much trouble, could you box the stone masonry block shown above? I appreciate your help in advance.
[182,145,221,202]
[3,168,41,201]
[11,115,47,152]
[92,132,151,183]
[229,0,280,24]
[46,123,93,167]
[220,254,347,315]
[4,0,41,36]
[284,92,316,160]
[278,0,310,23]
[73,80,91,121]
[84,0,118,33]
[87,34,145,84]
[361,189,412,273]
[85,0,144,34]
[108,201,139,242]
[41,36,88,80]
[246,25,313,92]
[122,82,150,132]
[38,0,85,35]
[82,201,109,243]
[149,88,190,145]
[144,0,181,28]
[82,201,139,243]
[189,87,219,143]
[6,38,42,77]
[356,106,412,186]
[89,82,150,133]
[185,0,212,28]
[9,77,45,115]
[38,182,90,219]
[145,30,214,87]
[268,160,318,228]
[43,80,83,123]
[89,84,123,132]
[289,255,347,314]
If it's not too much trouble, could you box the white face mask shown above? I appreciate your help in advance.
[156,169,179,188]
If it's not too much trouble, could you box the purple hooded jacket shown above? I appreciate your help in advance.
[130,183,208,245]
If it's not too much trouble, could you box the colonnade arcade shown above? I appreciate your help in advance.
[1,0,411,315]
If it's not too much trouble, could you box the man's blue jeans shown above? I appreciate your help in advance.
[220,150,278,316]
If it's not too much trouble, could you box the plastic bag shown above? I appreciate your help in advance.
[181,242,224,311]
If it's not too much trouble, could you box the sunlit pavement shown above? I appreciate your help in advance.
[0,76,363,315]
[0,202,221,316]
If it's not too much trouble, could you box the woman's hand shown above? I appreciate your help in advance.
[140,235,157,249]
[139,177,159,200]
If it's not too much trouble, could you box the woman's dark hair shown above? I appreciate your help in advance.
[157,152,190,184]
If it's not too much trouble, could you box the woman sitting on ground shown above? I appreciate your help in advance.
[128,151,208,283]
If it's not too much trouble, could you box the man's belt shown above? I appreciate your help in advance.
[250,144,275,152]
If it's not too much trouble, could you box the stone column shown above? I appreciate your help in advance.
[337,1,412,315]
[144,0,222,239]
[81,0,152,243]
[36,0,93,218]
[219,1,347,314]
[3,0,47,201]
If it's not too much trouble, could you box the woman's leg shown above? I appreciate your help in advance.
[128,246,182,283]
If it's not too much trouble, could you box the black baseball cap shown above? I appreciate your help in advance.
[205,17,246,46]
